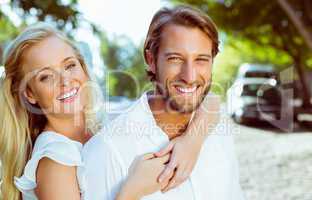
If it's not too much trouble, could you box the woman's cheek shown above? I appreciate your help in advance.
[36,84,58,109]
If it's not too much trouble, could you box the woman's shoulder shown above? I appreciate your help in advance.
[14,131,84,196]
[34,131,83,150]
[29,131,83,165]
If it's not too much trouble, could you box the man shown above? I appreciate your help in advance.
[83,5,245,200]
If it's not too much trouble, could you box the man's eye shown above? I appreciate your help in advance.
[197,58,209,62]
[168,57,183,63]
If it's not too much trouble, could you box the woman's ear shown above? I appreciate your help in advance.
[146,50,156,74]
[23,87,37,104]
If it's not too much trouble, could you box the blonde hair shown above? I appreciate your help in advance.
[0,23,100,200]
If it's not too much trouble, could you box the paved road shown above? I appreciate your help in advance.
[231,118,312,200]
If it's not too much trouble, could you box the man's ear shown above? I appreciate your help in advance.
[145,50,156,74]
[23,87,37,104]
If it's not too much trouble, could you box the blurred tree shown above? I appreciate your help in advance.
[211,34,293,98]
[171,0,312,107]
[0,0,101,63]
[100,34,151,98]
[0,12,19,64]
[8,0,80,30]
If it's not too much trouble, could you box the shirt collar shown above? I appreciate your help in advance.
[130,92,170,146]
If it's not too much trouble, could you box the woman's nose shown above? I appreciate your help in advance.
[59,73,70,87]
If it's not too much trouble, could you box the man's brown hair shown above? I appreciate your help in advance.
[144,5,219,81]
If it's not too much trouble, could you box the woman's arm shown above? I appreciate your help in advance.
[155,94,221,192]
[115,153,172,200]
[35,157,80,200]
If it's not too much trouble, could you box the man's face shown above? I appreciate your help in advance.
[151,24,213,113]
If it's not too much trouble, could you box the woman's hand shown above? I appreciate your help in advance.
[117,153,172,200]
[155,93,221,192]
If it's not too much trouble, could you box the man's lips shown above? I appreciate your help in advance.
[175,85,198,93]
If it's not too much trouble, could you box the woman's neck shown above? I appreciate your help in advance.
[44,113,90,144]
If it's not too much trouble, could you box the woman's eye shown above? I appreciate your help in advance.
[66,63,76,70]
[39,75,51,82]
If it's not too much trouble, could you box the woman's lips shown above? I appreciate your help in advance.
[57,87,79,103]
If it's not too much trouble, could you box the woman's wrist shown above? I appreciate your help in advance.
[117,181,143,200]
[183,131,205,147]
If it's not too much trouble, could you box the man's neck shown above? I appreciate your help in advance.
[147,92,193,140]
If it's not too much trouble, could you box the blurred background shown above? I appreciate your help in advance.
[0,0,312,199]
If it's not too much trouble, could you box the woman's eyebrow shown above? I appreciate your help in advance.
[61,56,76,63]
[34,56,76,77]
[36,66,52,74]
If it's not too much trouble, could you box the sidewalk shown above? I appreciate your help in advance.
[234,123,312,200]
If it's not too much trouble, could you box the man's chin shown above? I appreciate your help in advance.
[169,100,200,113]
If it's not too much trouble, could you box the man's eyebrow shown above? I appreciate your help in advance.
[198,54,212,59]
[164,52,182,57]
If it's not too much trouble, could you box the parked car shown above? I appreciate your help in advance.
[236,63,278,81]
[227,77,283,125]
[296,107,312,129]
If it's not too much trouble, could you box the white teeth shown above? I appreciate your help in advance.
[57,88,78,100]
[176,86,197,93]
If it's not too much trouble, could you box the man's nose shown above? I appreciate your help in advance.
[180,61,196,84]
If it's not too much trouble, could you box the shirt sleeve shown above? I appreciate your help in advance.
[14,138,83,197]
[82,134,127,200]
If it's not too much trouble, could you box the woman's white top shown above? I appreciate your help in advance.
[14,131,86,200]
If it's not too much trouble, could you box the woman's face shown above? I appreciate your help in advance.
[22,35,89,117]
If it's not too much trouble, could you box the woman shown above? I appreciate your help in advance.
[0,23,219,200]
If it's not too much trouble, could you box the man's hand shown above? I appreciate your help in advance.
[155,93,221,192]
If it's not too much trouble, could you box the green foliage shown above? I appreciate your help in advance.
[100,34,151,98]
[9,0,81,30]
[211,34,293,98]
[0,14,19,64]
[170,0,312,99]
[0,0,86,63]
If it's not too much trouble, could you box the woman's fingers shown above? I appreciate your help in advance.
[154,142,174,157]
[142,153,156,160]
[154,154,170,165]
[158,155,177,183]
[162,165,187,192]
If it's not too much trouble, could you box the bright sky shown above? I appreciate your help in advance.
[78,0,169,44]
[0,0,171,76]
[75,0,170,76]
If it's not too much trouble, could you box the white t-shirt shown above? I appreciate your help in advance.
[14,131,86,200]
[83,93,245,200]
